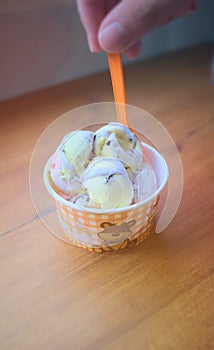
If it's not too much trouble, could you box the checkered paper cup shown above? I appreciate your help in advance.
[43,143,168,253]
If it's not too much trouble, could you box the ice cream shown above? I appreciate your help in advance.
[79,157,134,209]
[94,122,143,172]
[135,163,157,202]
[50,130,93,198]
[50,123,157,209]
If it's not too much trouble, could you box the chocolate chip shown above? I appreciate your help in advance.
[106,174,114,183]
[106,141,111,145]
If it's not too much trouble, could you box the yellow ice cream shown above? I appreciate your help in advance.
[62,130,94,176]
[50,130,93,196]
[94,122,142,172]
[50,123,157,208]
[81,157,134,209]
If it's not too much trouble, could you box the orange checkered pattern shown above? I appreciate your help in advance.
[55,196,159,249]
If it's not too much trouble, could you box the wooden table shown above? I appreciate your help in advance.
[1,45,213,350]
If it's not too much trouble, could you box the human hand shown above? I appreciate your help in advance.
[77,0,197,59]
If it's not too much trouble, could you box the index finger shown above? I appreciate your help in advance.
[77,0,106,52]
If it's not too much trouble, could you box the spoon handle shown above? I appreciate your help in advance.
[108,53,129,126]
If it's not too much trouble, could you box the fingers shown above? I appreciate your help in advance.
[77,0,106,52]
[77,0,120,52]
[78,0,197,58]
[176,0,197,16]
[160,1,197,25]
[124,41,142,60]
[98,0,197,53]
[124,0,197,59]
[97,0,172,53]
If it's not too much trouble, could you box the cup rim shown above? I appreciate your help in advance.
[43,142,168,214]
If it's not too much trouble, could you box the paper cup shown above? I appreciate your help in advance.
[43,143,168,253]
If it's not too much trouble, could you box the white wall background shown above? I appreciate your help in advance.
[0,0,213,101]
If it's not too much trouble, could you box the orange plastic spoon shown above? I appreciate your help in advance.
[108,53,144,161]
[108,53,129,125]
[108,53,138,137]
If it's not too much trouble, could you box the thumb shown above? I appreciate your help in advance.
[98,0,189,53]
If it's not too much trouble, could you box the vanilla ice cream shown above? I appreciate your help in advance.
[80,157,134,209]
[94,122,143,172]
[50,130,93,198]
[50,123,157,209]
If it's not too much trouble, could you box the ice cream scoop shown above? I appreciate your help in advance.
[50,130,94,197]
[79,157,134,210]
[60,130,94,176]
[94,122,142,172]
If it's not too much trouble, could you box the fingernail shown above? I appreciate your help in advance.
[98,22,130,52]
[88,35,102,53]
[88,39,95,52]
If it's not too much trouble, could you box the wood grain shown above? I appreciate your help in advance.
[0,45,213,350]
